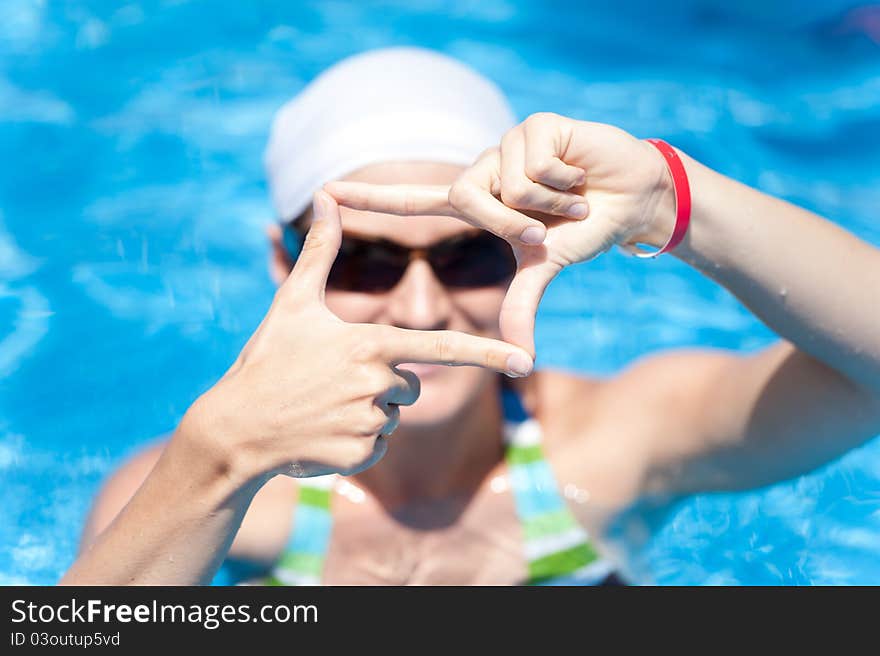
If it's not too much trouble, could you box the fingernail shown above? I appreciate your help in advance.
[312,192,328,221]
[506,352,533,377]
[567,202,588,219]
[519,226,546,245]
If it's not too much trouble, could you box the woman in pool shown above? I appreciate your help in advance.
[62,48,880,585]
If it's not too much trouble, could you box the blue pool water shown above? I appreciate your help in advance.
[2,0,880,585]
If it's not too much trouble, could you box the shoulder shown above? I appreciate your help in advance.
[533,350,735,427]
[527,352,736,509]
[598,348,737,433]
[513,368,603,445]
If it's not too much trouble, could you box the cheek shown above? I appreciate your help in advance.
[324,290,387,322]
[450,287,507,333]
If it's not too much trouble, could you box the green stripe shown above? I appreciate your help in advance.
[505,444,543,466]
[263,575,285,586]
[277,551,324,578]
[522,509,581,541]
[527,543,598,584]
[298,486,331,510]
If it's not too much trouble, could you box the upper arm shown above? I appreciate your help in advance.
[80,442,166,552]
[623,342,880,496]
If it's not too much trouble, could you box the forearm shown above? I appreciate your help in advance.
[60,417,267,586]
[629,151,880,495]
[655,151,880,392]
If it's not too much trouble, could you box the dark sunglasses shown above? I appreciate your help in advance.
[282,222,517,292]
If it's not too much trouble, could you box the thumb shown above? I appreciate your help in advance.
[499,258,559,357]
[285,190,343,301]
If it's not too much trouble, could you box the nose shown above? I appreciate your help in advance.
[385,258,452,331]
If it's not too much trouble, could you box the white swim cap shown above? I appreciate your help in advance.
[265,47,517,221]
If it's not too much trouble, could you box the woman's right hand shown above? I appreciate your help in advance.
[179,191,534,483]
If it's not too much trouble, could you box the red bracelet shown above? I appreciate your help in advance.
[624,138,691,258]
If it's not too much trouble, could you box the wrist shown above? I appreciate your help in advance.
[627,139,679,249]
[173,395,273,497]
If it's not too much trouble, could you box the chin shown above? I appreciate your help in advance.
[397,364,493,427]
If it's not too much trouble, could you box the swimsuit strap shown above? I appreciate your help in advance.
[264,474,335,586]
[500,389,614,585]
[264,389,614,586]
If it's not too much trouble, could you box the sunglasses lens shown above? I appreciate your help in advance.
[327,240,407,292]
[431,234,516,287]
[285,224,516,292]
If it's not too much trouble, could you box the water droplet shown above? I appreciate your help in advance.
[336,479,366,504]
[563,483,590,504]
[490,475,508,493]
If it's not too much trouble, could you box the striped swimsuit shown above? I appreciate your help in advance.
[228,390,618,586]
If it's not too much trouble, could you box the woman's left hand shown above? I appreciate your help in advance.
[325,113,676,355]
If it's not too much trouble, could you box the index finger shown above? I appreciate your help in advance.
[365,325,534,377]
[323,182,456,217]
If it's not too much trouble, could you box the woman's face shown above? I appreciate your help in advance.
[270,161,509,426]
